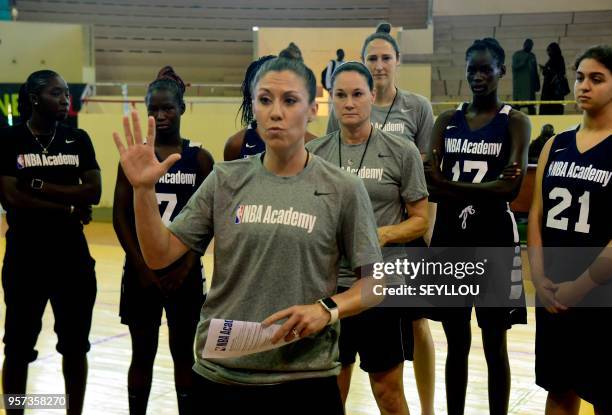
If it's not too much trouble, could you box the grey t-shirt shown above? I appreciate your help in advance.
[327,88,434,155]
[307,128,429,286]
[168,154,382,385]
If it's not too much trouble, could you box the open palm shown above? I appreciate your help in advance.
[112,112,180,189]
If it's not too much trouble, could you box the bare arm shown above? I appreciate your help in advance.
[113,112,190,270]
[378,197,429,246]
[263,267,381,343]
[431,110,531,201]
[0,175,70,212]
[223,129,246,161]
[31,169,101,206]
[527,136,566,312]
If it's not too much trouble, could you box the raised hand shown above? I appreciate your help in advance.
[112,111,180,189]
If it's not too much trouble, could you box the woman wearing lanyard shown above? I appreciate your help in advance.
[327,22,437,414]
[309,61,428,414]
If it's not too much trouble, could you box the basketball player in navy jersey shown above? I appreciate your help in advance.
[113,67,214,415]
[0,70,101,415]
[426,38,531,415]
[529,45,612,415]
[224,54,316,161]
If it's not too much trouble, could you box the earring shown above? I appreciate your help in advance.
[34,102,39,105]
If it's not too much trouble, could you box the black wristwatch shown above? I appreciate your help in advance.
[317,297,339,325]
[31,178,44,190]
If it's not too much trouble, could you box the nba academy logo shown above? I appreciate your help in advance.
[16,154,25,170]
[235,205,245,224]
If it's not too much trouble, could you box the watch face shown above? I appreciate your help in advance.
[32,179,43,189]
[321,297,337,310]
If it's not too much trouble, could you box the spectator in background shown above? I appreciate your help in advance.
[323,49,345,93]
[540,42,569,115]
[512,39,540,115]
[528,124,555,164]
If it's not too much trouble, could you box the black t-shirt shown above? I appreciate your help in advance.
[0,123,100,229]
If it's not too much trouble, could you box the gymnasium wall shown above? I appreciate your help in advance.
[433,0,612,15]
[255,27,432,100]
[0,21,95,83]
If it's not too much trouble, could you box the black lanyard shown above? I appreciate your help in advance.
[380,87,398,131]
[338,125,373,174]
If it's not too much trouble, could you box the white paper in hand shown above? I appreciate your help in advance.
[203,318,299,359]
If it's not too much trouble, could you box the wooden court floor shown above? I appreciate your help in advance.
[0,220,595,414]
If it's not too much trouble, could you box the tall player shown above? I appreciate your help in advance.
[113,67,214,415]
[0,70,101,415]
[426,38,530,415]
[529,45,612,415]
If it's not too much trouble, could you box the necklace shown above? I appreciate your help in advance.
[26,121,56,154]
[379,87,398,131]
[338,125,373,174]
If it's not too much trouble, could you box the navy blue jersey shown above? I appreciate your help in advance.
[441,103,513,205]
[156,139,205,225]
[432,103,518,246]
[542,128,611,248]
[239,121,265,158]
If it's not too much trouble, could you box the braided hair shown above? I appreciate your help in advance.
[237,55,276,127]
[17,70,61,122]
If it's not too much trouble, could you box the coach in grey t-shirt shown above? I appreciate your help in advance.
[167,155,382,385]
[308,127,428,287]
[327,88,434,155]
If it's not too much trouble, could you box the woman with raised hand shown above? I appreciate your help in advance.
[426,38,530,415]
[113,66,214,415]
[112,43,382,414]
[0,70,101,415]
[308,61,429,415]
[529,44,612,415]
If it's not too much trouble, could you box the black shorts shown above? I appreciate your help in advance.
[2,228,97,362]
[536,307,612,409]
[193,373,343,415]
[337,286,413,372]
[119,260,205,328]
[428,204,527,329]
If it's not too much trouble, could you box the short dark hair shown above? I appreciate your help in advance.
[331,61,374,91]
[574,44,612,74]
[361,22,400,61]
[17,70,61,122]
[146,66,186,108]
[465,37,506,65]
[251,43,317,103]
